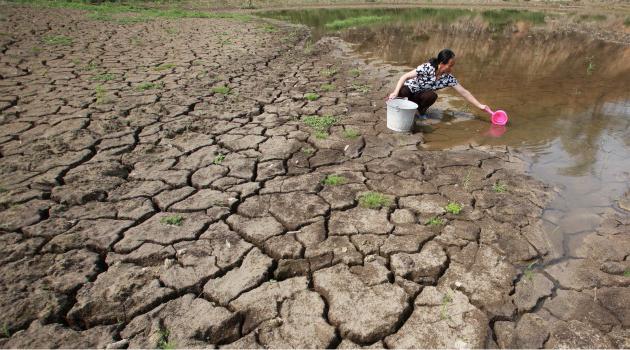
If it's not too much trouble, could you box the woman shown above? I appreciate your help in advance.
[388,48,488,117]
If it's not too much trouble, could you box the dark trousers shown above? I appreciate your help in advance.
[397,86,437,114]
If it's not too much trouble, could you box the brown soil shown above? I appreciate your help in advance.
[0,4,628,348]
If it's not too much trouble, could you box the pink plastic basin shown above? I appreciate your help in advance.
[484,106,509,126]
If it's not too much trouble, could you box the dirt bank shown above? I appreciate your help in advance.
[0,4,628,348]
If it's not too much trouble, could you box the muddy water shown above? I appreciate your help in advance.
[262,8,630,258]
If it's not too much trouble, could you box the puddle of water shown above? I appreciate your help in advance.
[262,8,630,257]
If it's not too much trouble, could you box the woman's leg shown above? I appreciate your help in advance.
[397,87,437,115]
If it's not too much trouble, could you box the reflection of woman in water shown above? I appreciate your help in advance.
[388,48,489,117]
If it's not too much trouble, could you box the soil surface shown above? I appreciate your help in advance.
[0,4,628,348]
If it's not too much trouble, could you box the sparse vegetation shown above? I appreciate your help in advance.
[154,63,175,71]
[624,270,630,277]
[302,115,337,131]
[523,262,536,281]
[302,147,315,155]
[94,84,107,104]
[261,24,277,32]
[213,153,226,165]
[359,192,392,209]
[440,293,453,320]
[350,83,370,94]
[324,15,391,30]
[349,68,360,77]
[426,216,445,226]
[314,131,328,139]
[625,17,630,27]
[43,35,72,46]
[0,187,7,193]
[165,27,178,35]
[1,323,9,338]
[493,181,507,193]
[136,82,163,91]
[444,202,462,215]
[303,39,314,55]
[343,129,360,139]
[322,174,346,186]
[579,14,607,22]
[321,67,338,77]
[212,85,231,95]
[586,56,595,75]
[320,83,335,92]
[91,73,116,82]
[304,92,320,101]
[157,328,175,350]
[160,215,184,226]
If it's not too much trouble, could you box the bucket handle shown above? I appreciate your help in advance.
[388,97,408,112]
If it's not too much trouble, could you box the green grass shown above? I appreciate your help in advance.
[261,24,277,32]
[157,328,175,350]
[94,84,107,104]
[154,63,175,71]
[1,323,9,338]
[482,9,546,30]
[444,202,462,215]
[425,216,445,226]
[349,68,361,77]
[322,174,346,186]
[160,214,184,226]
[320,83,335,92]
[302,115,337,132]
[91,73,116,82]
[314,131,328,139]
[523,262,536,281]
[624,270,630,277]
[165,27,178,35]
[440,293,453,320]
[625,17,630,27]
[302,147,315,155]
[136,82,162,91]
[493,181,507,193]
[350,83,370,94]
[579,14,607,22]
[359,192,392,209]
[213,153,225,165]
[321,67,338,77]
[212,85,230,95]
[343,129,360,139]
[304,92,320,101]
[0,187,8,193]
[324,15,391,30]
[43,35,72,46]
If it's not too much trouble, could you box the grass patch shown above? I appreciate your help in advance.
[1,323,9,337]
[493,181,507,193]
[302,147,315,155]
[213,153,226,165]
[87,11,113,21]
[160,214,184,226]
[349,68,361,77]
[91,72,116,82]
[444,202,462,215]
[625,17,630,27]
[523,262,536,281]
[261,24,277,32]
[359,192,392,209]
[157,328,175,350]
[212,85,230,95]
[320,83,335,92]
[314,131,328,139]
[324,15,391,30]
[440,293,453,320]
[154,63,175,71]
[579,14,607,22]
[425,216,445,226]
[43,35,72,46]
[623,270,630,277]
[94,84,107,104]
[482,9,546,30]
[0,187,7,193]
[136,82,162,91]
[165,27,178,35]
[321,67,338,77]
[304,92,320,101]
[350,83,370,94]
[302,115,337,131]
[342,129,360,139]
[322,174,346,186]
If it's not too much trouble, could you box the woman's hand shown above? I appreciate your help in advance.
[387,91,398,100]
[478,104,488,110]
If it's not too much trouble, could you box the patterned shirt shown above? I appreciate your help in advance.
[404,62,459,93]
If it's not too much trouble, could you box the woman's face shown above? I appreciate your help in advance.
[439,58,456,74]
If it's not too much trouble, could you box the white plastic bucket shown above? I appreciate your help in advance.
[386,98,418,132]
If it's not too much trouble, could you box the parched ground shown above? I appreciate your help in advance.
[0,4,629,349]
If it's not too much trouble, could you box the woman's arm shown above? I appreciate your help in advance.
[388,69,417,99]
[452,84,487,110]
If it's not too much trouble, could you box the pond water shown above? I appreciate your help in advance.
[261,8,630,258]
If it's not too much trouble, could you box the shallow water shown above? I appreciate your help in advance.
[262,8,630,255]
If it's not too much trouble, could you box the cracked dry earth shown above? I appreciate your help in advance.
[1,5,629,349]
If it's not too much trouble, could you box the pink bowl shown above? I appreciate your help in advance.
[491,110,508,126]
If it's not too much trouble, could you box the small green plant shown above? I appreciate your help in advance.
[31,46,42,54]
[43,35,73,46]
[303,39,313,55]
[0,187,7,193]
[585,56,595,75]
[624,270,630,277]
[154,63,175,71]
[425,216,445,226]
[523,262,536,281]
[462,169,472,190]
[87,11,113,21]
[165,27,178,35]
[302,147,315,155]
[262,24,277,32]
[91,73,116,82]
[160,215,184,226]
[493,181,508,193]
[343,129,360,139]
[350,83,370,94]
[349,68,361,77]
[314,131,328,139]
[444,202,462,215]
[1,323,9,337]
[304,92,320,101]
[213,153,226,165]
[320,84,335,92]
[212,86,231,95]
[302,115,337,132]
[322,175,346,186]
[95,85,107,104]
[440,293,453,320]
[625,17,630,27]
[324,15,391,30]
[321,67,338,77]
[136,82,162,91]
[359,192,392,209]
[157,328,175,349]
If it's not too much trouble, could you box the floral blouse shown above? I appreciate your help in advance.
[404,62,459,93]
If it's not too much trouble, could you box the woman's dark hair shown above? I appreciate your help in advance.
[429,49,455,69]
